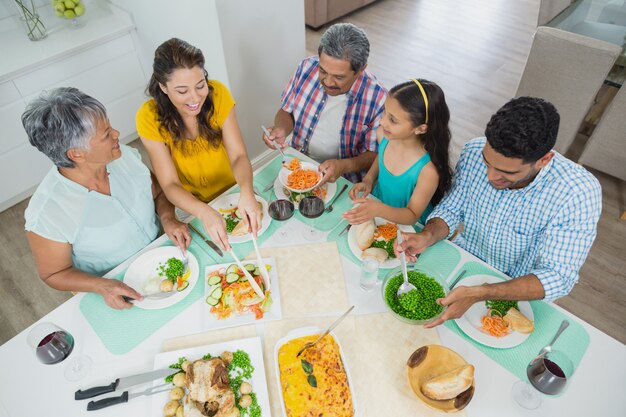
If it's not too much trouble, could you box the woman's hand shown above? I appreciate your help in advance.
[198,206,231,251]
[349,181,372,200]
[342,198,382,225]
[237,192,262,237]
[96,278,143,309]
[162,217,191,251]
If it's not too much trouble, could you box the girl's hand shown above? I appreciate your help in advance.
[349,181,372,200]
[237,192,262,237]
[199,206,231,251]
[342,198,382,225]
[162,218,191,251]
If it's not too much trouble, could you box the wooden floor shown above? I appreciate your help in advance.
[1,0,624,345]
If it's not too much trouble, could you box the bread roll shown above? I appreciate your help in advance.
[421,364,474,400]
[361,247,388,263]
[355,220,376,250]
[230,220,249,236]
[504,307,534,333]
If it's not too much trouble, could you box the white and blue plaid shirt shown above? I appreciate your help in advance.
[429,138,602,301]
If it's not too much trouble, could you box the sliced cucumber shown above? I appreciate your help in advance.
[235,208,242,219]
[205,296,219,306]
[177,281,189,292]
[210,286,223,299]
[207,275,221,285]
[225,264,239,274]
[226,273,239,283]
[253,267,260,277]
[244,263,256,272]
[208,284,221,294]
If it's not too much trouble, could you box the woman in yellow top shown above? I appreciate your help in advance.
[136,38,260,251]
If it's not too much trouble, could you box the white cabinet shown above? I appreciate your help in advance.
[0,4,145,211]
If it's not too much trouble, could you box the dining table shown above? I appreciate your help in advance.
[0,148,624,417]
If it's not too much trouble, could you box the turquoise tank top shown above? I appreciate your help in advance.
[372,138,434,225]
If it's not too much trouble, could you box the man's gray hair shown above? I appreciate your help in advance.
[318,23,370,72]
[21,87,107,168]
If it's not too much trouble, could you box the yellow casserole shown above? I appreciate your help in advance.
[277,334,354,417]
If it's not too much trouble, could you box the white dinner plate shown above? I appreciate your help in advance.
[454,274,535,349]
[347,217,415,269]
[203,257,282,330]
[123,246,199,310]
[151,336,271,417]
[273,175,337,208]
[209,192,271,243]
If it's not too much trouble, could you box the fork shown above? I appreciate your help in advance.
[325,184,348,213]
[296,305,354,357]
[262,125,287,164]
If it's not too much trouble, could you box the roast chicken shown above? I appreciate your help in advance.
[184,358,237,417]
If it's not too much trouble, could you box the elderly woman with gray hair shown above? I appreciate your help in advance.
[22,87,189,309]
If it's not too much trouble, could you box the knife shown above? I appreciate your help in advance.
[87,384,172,411]
[75,368,173,400]
[188,222,224,257]
[338,223,352,237]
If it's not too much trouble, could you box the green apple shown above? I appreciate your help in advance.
[54,2,65,13]
[64,0,75,9]
[74,4,85,16]
[64,9,76,19]
[55,9,63,16]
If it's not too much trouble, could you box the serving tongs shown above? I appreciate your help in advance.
[229,247,266,300]
[296,305,354,357]
[251,235,271,289]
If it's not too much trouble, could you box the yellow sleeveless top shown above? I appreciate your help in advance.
[136,80,236,202]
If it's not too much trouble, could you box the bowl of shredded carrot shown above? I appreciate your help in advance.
[278,161,323,193]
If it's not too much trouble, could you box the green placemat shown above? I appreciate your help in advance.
[328,223,462,281]
[253,155,353,232]
[444,261,590,385]
[79,240,213,355]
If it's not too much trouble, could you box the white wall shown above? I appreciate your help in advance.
[215,0,305,159]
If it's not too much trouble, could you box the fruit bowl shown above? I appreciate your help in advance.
[381,265,448,325]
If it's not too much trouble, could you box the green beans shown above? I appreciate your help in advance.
[384,271,445,321]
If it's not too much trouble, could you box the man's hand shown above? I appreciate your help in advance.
[342,198,382,225]
[96,278,143,309]
[393,231,435,262]
[424,286,482,328]
[162,217,191,251]
[318,159,346,185]
[262,126,288,149]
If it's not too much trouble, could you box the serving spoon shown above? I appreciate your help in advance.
[296,305,355,357]
[396,229,417,298]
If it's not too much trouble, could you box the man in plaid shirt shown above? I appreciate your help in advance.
[397,97,602,328]
[262,23,386,183]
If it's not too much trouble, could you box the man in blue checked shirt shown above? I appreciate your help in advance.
[262,23,387,184]
[397,97,602,328]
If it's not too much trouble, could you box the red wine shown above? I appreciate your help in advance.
[36,331,74,364]
[544,359,566,378]
[527,357,567,395]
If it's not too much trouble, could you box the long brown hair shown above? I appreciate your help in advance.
[147,38,221,148]
[389,79,452,205]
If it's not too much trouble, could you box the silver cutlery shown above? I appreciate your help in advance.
[448,269,468,290]
[262,125,287,164]
[297,305,355,357]
[87,384,172,411]
[338,223,351,237]
[263,181,275,193]
[537,320,570,359]
[325,183,348,213]
[75,368,173,400]
[188,222,224,257]
[396,230,417,297]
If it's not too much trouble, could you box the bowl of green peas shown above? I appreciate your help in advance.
[382,265,448,325]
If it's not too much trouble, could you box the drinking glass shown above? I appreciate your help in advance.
[512,349,574,409]
[298,196,324,241]
[268,199,295,244]
[360,259,379,291]
[27,322,92,380]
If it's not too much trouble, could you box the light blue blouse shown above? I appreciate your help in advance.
[25,145,160,276]
[372,138,433,225]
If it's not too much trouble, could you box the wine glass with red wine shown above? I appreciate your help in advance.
[512,349,574,409]
[298,196,324,241]
[27,322,92,380]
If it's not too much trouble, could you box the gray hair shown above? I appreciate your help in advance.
[318,23,370,72]
[21,87,107,168]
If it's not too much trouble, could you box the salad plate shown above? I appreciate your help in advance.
[203,257,282,330]
[347,217,414,269]
[123,246,199,310]
[209,192,271,243]
[454,274,534,349]
[151,336,271,417]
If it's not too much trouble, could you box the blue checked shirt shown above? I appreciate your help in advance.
[281,56,387,182]
[429,138,602,301]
